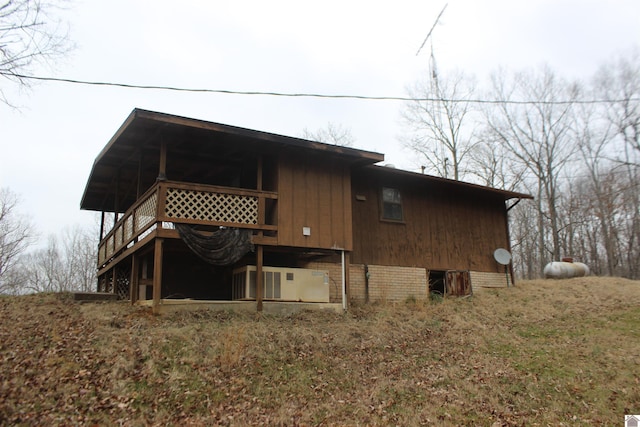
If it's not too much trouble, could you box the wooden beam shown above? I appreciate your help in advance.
[99,211,105,240]
[152,238,164,314]
[158,138,167,181]
[111,266,117,295]
[156,182,168,222]
[251,235,278,246]
[257,155,265,239]
[114,169,120,223]
[504,204,515,287]
[130,254,139,304]
[136,149,143,198]
[141,256,149,300]
[257,155,263,191]
[256,245,263,312]
[344,251,351,308]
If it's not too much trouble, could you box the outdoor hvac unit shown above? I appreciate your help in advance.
[232,266,330,302]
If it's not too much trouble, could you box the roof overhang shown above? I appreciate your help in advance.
[364,165,534,201]
[81,109,385,212]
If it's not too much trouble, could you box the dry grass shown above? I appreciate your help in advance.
[1,277,639,425]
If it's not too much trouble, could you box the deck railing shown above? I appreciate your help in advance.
[97,181,277,267]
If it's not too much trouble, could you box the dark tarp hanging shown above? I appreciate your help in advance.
[175,224,253,266]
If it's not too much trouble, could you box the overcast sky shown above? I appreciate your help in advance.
[1,0,639,239]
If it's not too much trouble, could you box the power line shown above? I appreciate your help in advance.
[2,71,640,106]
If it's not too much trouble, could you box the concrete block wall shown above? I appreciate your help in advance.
[361,265,428,302]
[469,271,510,292]
[304,261,429,303]
[302,260,509,303]
[348,264,366,302]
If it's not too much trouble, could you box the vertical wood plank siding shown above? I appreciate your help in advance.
[351,169,509,273]
[277,152,352,250]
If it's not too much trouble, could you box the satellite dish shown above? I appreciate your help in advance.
[493,248,512,265]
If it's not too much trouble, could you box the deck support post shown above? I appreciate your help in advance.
[257,155,263,191]
[114,169,120,223]
[136,149,143,198]
[152,238,164,314]
[504,204,516,287]
[158,139,167,181]
[345,252,351,307]
[256,245,263,312]
[341,250,347,310]
[130,254,139,304]
[111,266,117,295]
[99,211,105,241]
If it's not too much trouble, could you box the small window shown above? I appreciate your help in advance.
[381,187,403,221]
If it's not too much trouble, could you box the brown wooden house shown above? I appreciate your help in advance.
[81,109,531,313]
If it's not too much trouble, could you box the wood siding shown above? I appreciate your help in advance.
[277,152,352,250]
[351,168,509,273]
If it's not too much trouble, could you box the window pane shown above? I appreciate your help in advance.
[383,202,403,220]
[382,187,403,220]
[382,187,401,203]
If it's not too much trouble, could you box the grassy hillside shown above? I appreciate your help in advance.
[1,277,639,426]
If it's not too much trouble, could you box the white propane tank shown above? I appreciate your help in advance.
[543,261,590,279]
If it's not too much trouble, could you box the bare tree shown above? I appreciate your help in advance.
[486,66,579,268]
[509,199,540,279]
[0,0,72,105]
[300,122,355,147]
[61,225,97,292]
[594,47,640,164]
[593,48,640,279]
[14,225,96,294]
[469,131,527,191]
[571,99,622,275]
[0,187,34,293]
[401,59,479,181]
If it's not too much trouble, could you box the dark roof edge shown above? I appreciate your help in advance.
[365,164,534,200]
[80,109,139,209]
[133,108,385,163]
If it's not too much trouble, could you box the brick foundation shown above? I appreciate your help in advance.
[302,261,511,303]
[469,271,511,292]
[302,262,428,303]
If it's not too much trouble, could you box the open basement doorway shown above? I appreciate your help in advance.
[428,270,445,297]
[428,270,472,297]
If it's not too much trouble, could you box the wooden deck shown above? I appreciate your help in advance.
[97,180,278,271]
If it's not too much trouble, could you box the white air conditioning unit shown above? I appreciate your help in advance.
[232,266,330,302]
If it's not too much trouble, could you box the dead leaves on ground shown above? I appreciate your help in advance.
[1,277,639,426]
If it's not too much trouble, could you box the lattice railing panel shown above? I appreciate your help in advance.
[124,216,134,241]
[135,192,158,231]
[98,244,106,265]
[165,188,258,225]
[106,235,115,257]
[115,224,123,248]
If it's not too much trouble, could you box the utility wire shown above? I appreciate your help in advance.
[2,71,640,106]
